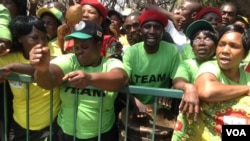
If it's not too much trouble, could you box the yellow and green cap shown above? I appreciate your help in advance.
[37,7,64,23]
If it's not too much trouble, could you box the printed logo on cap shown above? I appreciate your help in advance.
[75,21,86,31]
[97,31,102,38]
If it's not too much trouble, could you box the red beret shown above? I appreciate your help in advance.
[195,7,222,21]
[139,9,168,27]
[80,0,107,20]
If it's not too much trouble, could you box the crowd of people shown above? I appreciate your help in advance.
[0,0,250,141]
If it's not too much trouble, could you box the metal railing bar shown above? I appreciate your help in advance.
[49,89,53,141]
[25,82,30,141]
[4,73,183,141]
[7,73,33,83]
[3,82,8,141]
[98,94,103,141]
[7,74,183,98]
[119,86,183,98]
[124,94,130,141]
[73,91,79,141]
[152,98,158,140]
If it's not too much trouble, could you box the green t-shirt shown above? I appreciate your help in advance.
[180,43,195,61]
[172,60,250,141]
[51,54,124,139]
[123,41,180,104]
[174,58,200,83]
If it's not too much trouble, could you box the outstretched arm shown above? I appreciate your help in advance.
[195,73,250,102]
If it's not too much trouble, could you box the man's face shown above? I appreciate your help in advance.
[220,4,237,27]
[175,1,199,29]
[140,21,163,48]
[202,13,222,31]
[124,15,141,45]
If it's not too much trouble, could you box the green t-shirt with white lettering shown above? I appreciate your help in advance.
[123,41,180,104]
[51,53,124,139]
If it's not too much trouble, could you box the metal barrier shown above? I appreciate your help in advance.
[1,73,183,141]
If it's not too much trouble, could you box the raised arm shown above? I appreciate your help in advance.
[195,73,250,102]
[57,23,73,54]
[144,4,185,31]
[29,44,65,89]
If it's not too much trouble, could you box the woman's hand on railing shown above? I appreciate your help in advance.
[0,67,11,83]
[63,70,90,88]
[179,83,200,121]
[158,97,172,109]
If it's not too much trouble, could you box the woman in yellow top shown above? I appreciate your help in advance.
[0,15,60,141]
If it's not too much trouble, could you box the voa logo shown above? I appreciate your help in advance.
[226,129,246,136]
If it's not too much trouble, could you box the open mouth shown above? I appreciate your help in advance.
[219,57,231,64]
[197,49,207,54]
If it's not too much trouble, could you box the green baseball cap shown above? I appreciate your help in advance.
[64,20,103,41]
[186,19,216,39]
